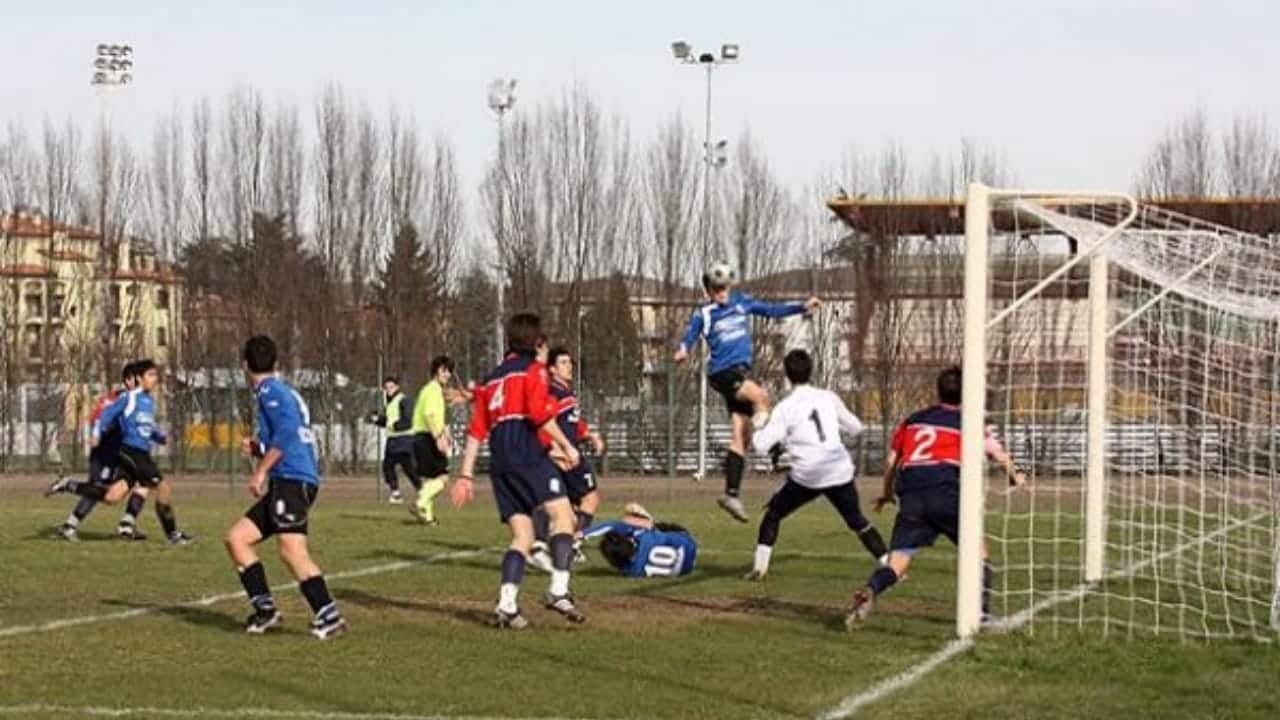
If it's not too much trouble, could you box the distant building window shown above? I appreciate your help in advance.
[24,325,40,359]
[157,288,170,310]
[50,294,65,318]
[157,326,168,347]
[24,293,43,320]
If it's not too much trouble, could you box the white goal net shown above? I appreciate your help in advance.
[959,184,1280,641]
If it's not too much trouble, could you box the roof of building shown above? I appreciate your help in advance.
[826,196,1280,236]
[0,212,99,240]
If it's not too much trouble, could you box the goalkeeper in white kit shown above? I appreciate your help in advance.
[745,349,887,581]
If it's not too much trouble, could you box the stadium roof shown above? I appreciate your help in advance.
[827,196,1280,236]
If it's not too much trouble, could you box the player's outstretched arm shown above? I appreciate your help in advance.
[746,294,814,319]
[873,450,900,512]
[984,433,1027,487]
[675,309,705,364]
[750,407,787,455]
[450,435,481,508]
[834,396,864,437]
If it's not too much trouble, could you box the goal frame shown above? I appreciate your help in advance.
[957,183,1139,638]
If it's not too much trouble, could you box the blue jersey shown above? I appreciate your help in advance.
[95,390,166,454]
[679,291,806,375]
[585,520,697,578]
[254,376,320,485]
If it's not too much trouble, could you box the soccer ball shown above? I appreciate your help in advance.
[702,261,737,290]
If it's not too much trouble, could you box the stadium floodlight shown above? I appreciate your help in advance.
[487,77,517,115]
[671,39,741,481]
[91,41,134,86]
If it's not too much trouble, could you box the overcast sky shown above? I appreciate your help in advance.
[5,1,1278,198]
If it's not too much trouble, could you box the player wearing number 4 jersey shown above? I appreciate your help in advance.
[845,365,1027,631]
[745,350,887,581]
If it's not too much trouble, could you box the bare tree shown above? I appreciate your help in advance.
[1137,107,1216,199]
[1222,114,1280,199]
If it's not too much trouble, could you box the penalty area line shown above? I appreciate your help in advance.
[0,548,487,640]
[0,703,610,720]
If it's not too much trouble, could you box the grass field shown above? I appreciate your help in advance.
[3,473,1279,720]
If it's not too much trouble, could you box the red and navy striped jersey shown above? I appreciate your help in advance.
[891,404,980,492]
[539,379,589,448]
[467,352,558,456]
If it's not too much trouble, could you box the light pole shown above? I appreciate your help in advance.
[672,40,737,482]
[487,78,517,365]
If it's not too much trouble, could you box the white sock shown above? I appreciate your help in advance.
[754,545,773,574]
[498,583,520,613]
[64,514,79,528]
[549,569,570,597]
[120,513,136,526]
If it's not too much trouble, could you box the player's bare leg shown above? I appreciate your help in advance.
[736,379,771,430]
[717,414,752,523]
[225,518,282,634]
[541,497,586,624]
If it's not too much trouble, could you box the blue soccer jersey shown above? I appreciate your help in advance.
[585,520,698,578]
[678,291,807,375]
[254,376,320,485]
[95,389,166,453]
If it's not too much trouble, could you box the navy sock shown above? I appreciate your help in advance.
[857,526,889,561]
[500,549,526,586]
[573,510,594,534]
[868,566,899,596]
[299,575,339,622]
[532,508,551,543]
[71,497,97,522]
[982,561,993,617]
[72,481,108,501]
[724,451,745,497]
[238,562,275,613]
[155,503,177,536]
[121,493,146,523]
[549,533,574,572]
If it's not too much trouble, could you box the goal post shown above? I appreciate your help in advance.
[959,183,1280,641]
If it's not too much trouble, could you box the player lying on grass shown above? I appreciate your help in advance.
[744,349,888,581]
[674,261,821,523]
[55,361,150,541]
[845,365,1026,630]
[224,335,346,640]
[529,346,606,572]
[450,312,587,629]
[47,359,193,545]
[582,503,697,578]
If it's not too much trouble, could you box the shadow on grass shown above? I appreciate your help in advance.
[99,598,244,632]
[334,587,492,626]
[23,528,120,543]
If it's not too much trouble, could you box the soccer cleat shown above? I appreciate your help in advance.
[623,502,653,521]
[167,531,195,546]
[528,543,554,574]
[388,491,404,505]
[743,568,768,582]
[310,616,348,640]
[58,524,80,542]
[492,607,528,630]
[244,609,282,634]
[751,410,770,431]
[716,494,751,523]
[543,592,586,625]
[117,524,148,541]
[844,589,875,631]
[572,542,587,565]
[44,476,73,497]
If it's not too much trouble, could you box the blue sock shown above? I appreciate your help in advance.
[868,566,899,596]
[500,550,526,586]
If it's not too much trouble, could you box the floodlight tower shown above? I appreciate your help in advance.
[487,78,517,365]
[672,40,738,482]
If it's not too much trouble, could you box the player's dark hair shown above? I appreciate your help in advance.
[121,361,138,383]
[242,335,278,374]
[783,349,813,385]
[382,375,400,386]
[133,358,157,377]
[600,531,637,571]
[506,313,542,353]
[548,346,572,367]
[429,355,454,376]
[937,365,962,405]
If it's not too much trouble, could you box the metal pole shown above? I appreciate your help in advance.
[695,61,713,483]
[376,354,384,501]
[1084,232,1110,581]
[494,112,507,365]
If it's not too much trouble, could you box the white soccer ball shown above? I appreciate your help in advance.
[703,262,737,289]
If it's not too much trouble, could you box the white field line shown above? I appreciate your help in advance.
[816,511,1268,720]
[0,704,609,720]
[0,549,486,640]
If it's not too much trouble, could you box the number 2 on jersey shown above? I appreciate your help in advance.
[908,426,937,462]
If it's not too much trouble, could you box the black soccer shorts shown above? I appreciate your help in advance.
[117,447,163,489]
[245,478,319,537]
[889,484,960,552]
[707,365,755,418]
[561,457,596,505]
[491,455,567,523]
[413,433,449,478]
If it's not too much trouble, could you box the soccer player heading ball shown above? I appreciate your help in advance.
[674,261,821,522]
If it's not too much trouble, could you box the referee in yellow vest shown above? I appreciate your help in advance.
[368,376,420,505]
[410,356,454,524]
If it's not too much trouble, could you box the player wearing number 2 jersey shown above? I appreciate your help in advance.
[845,366,1026,631]
[743,350,887,581]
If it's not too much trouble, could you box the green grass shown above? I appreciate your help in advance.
[1,475,1278,720]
